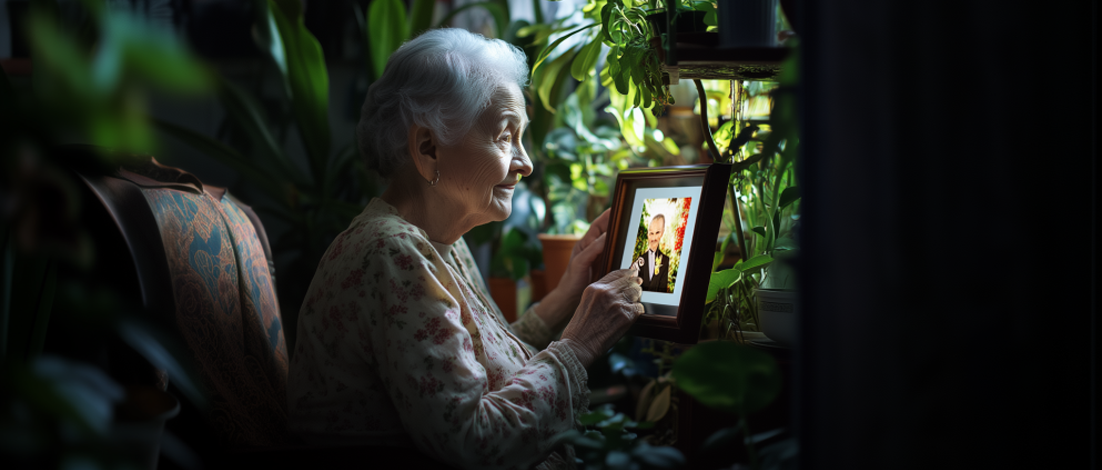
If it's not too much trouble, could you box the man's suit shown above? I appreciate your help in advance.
[638,249,671,293]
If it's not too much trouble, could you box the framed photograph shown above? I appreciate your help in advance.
[596,163,732,344]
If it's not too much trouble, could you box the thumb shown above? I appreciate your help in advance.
[571,232,607,270]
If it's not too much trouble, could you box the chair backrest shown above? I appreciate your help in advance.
[81,158,290,448]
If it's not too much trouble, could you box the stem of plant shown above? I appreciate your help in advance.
[740,416,760,470]
[728,184,749,268]
[694,79,721,161]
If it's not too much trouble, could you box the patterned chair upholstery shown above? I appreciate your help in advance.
[81,158,290,449]
[82,155,457,469]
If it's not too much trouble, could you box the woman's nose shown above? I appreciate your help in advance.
[514,143,533,177]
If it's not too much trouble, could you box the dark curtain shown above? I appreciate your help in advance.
[798,1,1096,468]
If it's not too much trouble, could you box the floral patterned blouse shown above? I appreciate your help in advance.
[288,198,588,469]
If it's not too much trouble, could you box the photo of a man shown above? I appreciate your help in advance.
[621,191,697,307]
[635,214,671,293]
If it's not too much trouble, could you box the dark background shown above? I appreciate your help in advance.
[798,1,1096,468]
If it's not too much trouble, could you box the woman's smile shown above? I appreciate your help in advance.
[435,82,531,226]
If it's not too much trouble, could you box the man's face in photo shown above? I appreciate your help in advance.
[648,217,664,253]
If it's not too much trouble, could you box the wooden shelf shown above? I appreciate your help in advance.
[662,36,790,82]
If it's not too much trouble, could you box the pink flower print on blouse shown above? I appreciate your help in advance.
[287,198,590,470]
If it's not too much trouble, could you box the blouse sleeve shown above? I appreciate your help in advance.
[511,304,556,350]
[360,234,589,470]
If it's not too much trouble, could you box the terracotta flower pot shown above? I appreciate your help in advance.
[488,277,518,323]
[537,234,582,294]
[529,269,548,302]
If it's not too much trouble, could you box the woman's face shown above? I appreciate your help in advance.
[436,82,532,225]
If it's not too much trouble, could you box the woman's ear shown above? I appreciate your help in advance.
[407,123,438,183]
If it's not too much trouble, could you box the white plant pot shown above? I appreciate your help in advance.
[756,288,798,347]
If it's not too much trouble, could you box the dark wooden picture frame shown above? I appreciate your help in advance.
[595,163,732,344]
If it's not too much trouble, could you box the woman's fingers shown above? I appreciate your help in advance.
[630,300,645,319]
[622,282,642,304]
[599,268,643,304]
[570,232,607,273]
[560,266,647,368]
[576,209,612,252]
[590,209,611,234]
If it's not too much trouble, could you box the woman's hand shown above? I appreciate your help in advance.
[536,210,611,330]
[560,268,644,368]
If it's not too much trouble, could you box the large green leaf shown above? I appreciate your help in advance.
[569,38,598,82]
[737,254,773,274]
[409,0,435,37]
[27,12,95,103]
[270,0,303,20]
[537,46,579,113]
[609,51,629,95]
[216,78,309,188]
[778,186,800,209]
[153,119,287,204]
[367,0,410,80]
[773,237,797,251]
[6,357,115,435]
[267,0,330,180]
[257,0,288,78]
[706,267,741,303]
[579,34,604,82]
[531,23,599,80]
[100,12,212,94]
[671,340,781,415]
[117,319,207,409]
[323,143,359,197]
[600,2,614,43]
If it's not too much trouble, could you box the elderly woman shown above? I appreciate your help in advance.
[287,28,644,469]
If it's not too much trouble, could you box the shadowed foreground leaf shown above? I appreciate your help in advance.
[671,340,780,415]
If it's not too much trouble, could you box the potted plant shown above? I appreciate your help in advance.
[486,227,543,322]
[530,0,712,117]
[554,403,686,470]
[699,46,801,345]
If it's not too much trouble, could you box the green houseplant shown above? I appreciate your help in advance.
[523,1,710,239]
[700,47,801,343]
[1,2,211,468]
[670,340,793,470]
[532,1,716,114]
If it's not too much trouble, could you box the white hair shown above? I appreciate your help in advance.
[356,28,529,179]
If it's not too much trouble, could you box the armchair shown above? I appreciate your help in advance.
[79,156,454,469]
